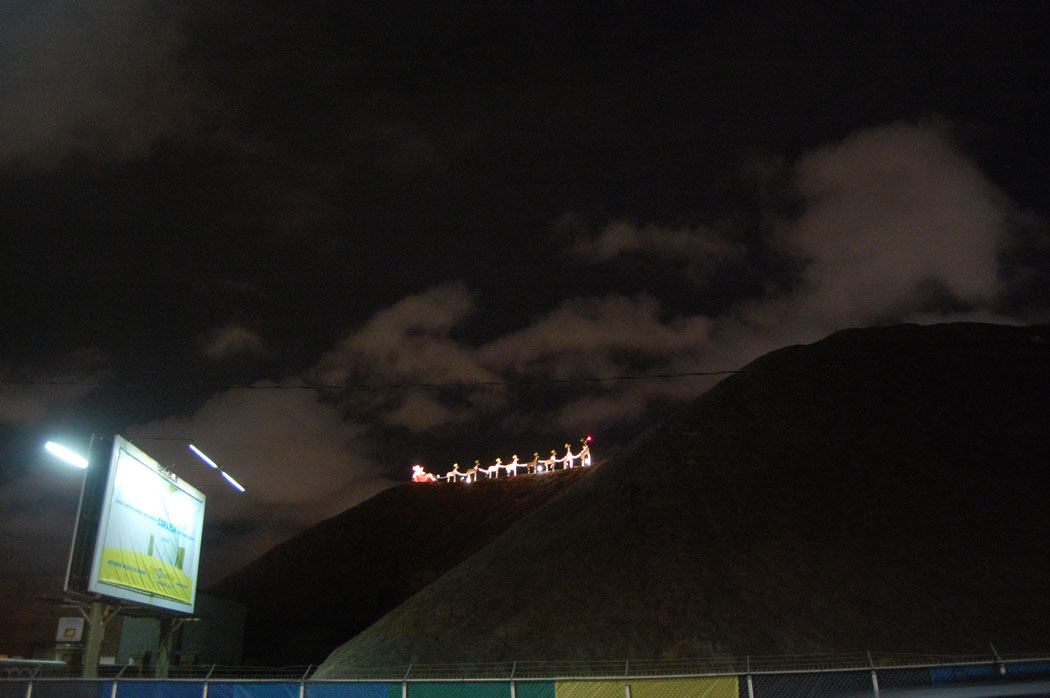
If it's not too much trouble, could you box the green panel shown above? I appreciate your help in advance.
[515,682,555,698]
[629,677,738,698]
[554,680,623,698]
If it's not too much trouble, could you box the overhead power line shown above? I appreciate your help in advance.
[0,370,740,392]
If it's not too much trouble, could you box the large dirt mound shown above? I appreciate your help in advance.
[209,465,591,664]
[316,322,1050,674]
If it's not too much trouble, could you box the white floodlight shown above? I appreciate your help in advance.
[220,470,246,493]
[45,441,89,469]
[187,444,219,469]
[188,444,245,492]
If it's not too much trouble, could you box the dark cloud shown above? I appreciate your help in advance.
[2,1,1047,588]
[0,357,106,425]
[0,0,207,168]
[0,468,82,574]
[5,116,1046,584]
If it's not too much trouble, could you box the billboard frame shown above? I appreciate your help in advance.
[66,435,206,615]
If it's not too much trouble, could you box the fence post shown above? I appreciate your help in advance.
[202,663,216,698]
[510,661,517,698]
[402,663,412,698]
[25,662,41,698]
[110,661,129,698]
[990,643,1006,676]
[868,651,880,698]
[299,664,312,698]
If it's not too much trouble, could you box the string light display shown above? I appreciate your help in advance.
[411,436,593,484]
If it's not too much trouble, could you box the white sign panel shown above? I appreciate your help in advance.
[87,436,206,613]
[56,616,84,642]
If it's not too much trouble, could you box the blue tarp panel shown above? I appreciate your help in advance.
[115,680,205,697]
[206,682,301,698]
[1005,662,1050,678]
[0,682,29,698]
[933,661,1050,685]
[306,682,399,697]
[931,664,999,684]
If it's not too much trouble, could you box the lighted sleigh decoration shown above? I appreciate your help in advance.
[410,436,593,484]
[411,464,437,482]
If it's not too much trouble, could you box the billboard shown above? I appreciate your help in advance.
[83,435,206,613]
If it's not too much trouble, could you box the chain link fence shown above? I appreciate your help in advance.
[3,653,1050,698]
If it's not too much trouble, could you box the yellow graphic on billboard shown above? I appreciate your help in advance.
[97,547,194,605]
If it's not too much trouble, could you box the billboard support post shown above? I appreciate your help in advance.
[75,600,120,678]
[82,601,103,678]
[155,616,190,678]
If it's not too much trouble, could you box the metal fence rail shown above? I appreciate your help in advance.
[3,653,1050,698]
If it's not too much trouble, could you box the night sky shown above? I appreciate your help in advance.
[2,1,1048,586]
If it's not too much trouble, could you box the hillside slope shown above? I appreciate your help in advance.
[316,322,1050,674]
[209,466,591,664]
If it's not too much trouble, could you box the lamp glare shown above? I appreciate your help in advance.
[44,441,89,469]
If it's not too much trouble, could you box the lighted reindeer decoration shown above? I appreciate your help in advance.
[412,437,594,484]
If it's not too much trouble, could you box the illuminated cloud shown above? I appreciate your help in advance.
[198,324,271,361]
[478,120,1037,434]
[314,281,483,381]
[383,389,463,430]
[779,120,1011,323]
[569,220,746,282]
[124,381,393,583]
[309,282,504,433]
[298,117,1036,442]
[479,294,714,377]
[305,121,1039,447]
[128,382,378,510]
